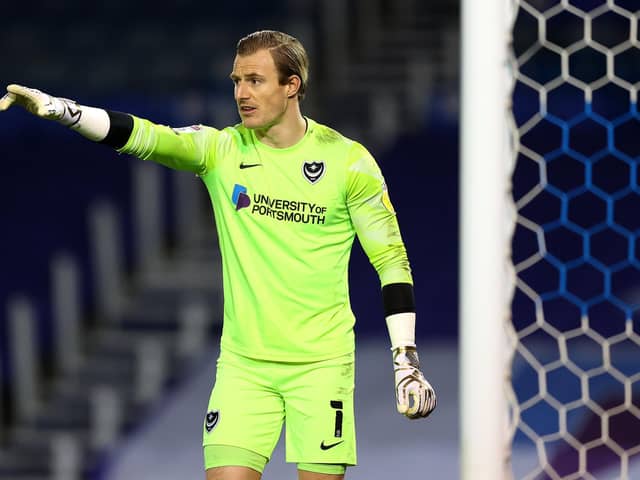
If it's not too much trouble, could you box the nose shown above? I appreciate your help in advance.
[235,82,249,100]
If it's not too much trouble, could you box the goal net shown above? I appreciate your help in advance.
[509,1,640,479]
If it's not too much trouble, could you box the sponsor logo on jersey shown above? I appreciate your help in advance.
[172,125,202,134]
[231,184,327,224]
[205,410,219,433]
[302,161,325,184]
[381,182,395,213]
[239,162,263,169]
[232,184,251,210]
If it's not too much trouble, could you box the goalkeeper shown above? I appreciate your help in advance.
[1,30,436,480]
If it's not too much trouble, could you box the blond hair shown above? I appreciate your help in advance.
[237,30,309,100]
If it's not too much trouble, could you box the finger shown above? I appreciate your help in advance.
[0,92,16,111]
[405,390,420,417]
[6,84,25,94]
[6,84,36,104]
[36,95,57,117]
[4,85,39,113]
[421,390,436,417]
[428,390,437,412]
[14,86,40,105]
[407,387,433,419]
[7,84,40,103]
[396,390,409,414]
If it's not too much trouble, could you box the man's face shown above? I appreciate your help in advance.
[230,49,290,130]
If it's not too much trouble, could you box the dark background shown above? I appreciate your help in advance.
[0,0,460,412]
[4,0,638,477]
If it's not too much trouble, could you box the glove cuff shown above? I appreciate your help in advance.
[386,312,416,350]
[55,99,110,141]
[55,98,83,127]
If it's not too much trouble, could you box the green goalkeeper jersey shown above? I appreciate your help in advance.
[119,116,412,361]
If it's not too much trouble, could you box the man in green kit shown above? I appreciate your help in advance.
[1,30,436,480]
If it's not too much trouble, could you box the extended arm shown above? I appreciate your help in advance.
[346,144,437,420]
[0,84,211,174]
[0,84,123,142]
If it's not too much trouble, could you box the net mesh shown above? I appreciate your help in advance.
[509,1,640,479]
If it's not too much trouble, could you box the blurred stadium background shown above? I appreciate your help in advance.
[4,0,640,479]
[0,1,460,479]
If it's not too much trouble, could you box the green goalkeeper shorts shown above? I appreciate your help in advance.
[202,348,357,472]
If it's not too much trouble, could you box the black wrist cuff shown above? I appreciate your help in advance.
[100,111,134,149]
[382,283,415,317]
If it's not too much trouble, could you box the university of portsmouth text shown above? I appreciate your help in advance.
[252,194,327,224]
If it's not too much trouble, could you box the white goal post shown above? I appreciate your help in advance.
[460,0,513,478]
[463,1,640,479]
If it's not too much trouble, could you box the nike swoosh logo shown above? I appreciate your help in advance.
[239,163,262,169]
[320,440,344,450]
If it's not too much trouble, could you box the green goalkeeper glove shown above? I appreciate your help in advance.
[393,346,437,419]
[0,84,82,126]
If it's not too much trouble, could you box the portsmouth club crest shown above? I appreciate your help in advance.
[205,410,219,433]
[302,160,325,184]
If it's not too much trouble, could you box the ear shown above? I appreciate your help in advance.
[287,75,301,98]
